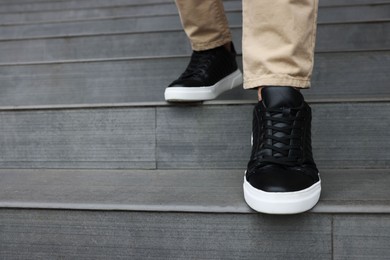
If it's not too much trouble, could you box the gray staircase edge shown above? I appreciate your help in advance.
[0,168,389,214]
[2,48,390,66]
[1,201,389,214]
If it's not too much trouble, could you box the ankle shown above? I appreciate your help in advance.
[257,87,263,101]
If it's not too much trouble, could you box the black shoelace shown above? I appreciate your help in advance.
[179,51,216,81]
[254,107,304,166]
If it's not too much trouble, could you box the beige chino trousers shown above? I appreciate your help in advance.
[175,0,319,89]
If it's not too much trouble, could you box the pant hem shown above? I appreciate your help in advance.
[192,37,232,51]
[243,76,311,89]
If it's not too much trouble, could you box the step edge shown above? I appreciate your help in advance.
[0,98,390,112]
[1,201,389,214]
[1,49,390,67]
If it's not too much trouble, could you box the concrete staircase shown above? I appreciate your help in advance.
[0,0,389,259]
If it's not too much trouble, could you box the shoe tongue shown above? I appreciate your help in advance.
[261,86,304,108]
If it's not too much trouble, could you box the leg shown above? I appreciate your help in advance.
[242,0,319,99]
[243,0,321,214]
[175,0,232,51]
[164,0,243,102]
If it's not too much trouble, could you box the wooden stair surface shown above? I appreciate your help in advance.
[0,0,389,259]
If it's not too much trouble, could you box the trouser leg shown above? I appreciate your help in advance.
[242,0,319,89]
[175,0,232,51]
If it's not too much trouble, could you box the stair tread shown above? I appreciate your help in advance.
[0,52,389,106]
[0,168,389,213]
[1,8,389,40]
[0,21,389,63]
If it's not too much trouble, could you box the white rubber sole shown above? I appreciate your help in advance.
[243,174,321,214]
[164,69,243,101]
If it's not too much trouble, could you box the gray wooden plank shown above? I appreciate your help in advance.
[0,209,331,259]
[0,0,172,4]
[0,15,186,40]
[0,168,247,211]
[2,6,389,40]
[333,215,390,260]
[157,103,390,169]
[0,0,174,13]
[0,0,385,25]
[0,4,390,33]
[0,168,389,213]
[0,58,185,106]
[0,51,388,106]
[316,22,390,52]
[315,169,390,213]
[0,21,390,64]
[157,105,251,169]
[310,51,390,101]
[0,3,179,25]
[318,4,390,23]
[0,0,385,14]
[0,22,388,64]
[0,107,156,169]
[320,0,390,7]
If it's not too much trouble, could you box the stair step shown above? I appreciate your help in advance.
[0,209,334,259]
[1,21,389,63]
[0,106,156,169]
[0,102,388,169]
[1,168,389,213]
[1,168,389,258]
[2,5,390,40]
[2,209,389,259]
[0,51,388,106]
[156,102,390,169]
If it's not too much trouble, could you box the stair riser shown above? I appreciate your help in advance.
[0,103,388,169]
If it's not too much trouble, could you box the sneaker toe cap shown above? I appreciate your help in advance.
[247,165,319,192]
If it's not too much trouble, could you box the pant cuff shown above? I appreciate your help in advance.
[243,75,311,89]
[191,37,232,51]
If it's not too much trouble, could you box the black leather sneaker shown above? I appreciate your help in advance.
[243,86,321,214]
[164,43,243,101]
